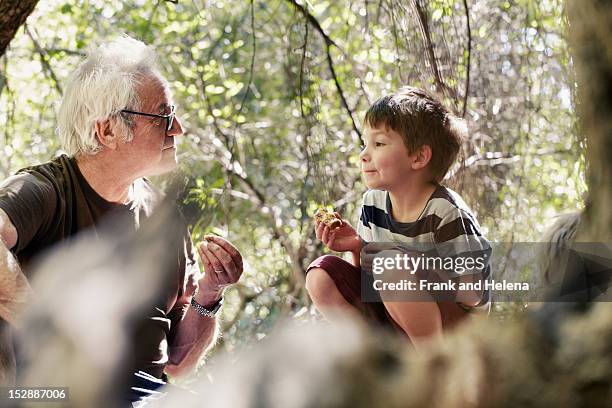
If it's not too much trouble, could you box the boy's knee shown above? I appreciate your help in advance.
[305,268,336,301]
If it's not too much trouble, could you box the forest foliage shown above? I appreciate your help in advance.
[0,0,585,367]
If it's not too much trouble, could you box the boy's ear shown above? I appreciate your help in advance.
[411,145,432,170]
[94,119,119,150]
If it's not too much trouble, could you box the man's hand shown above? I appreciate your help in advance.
[196,235,243,306]
[315,212,361,255]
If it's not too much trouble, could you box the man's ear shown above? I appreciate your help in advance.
[94,119,118,150]
[411,145,432,170]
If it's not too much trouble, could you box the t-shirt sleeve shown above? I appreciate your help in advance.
[356,191,373,243]
[433,207,490,278]
[0,172,57,254]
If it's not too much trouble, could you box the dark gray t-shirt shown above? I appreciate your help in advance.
[0,154,199,379]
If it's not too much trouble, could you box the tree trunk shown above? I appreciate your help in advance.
[567,0,612,242]
[0,0,39,58]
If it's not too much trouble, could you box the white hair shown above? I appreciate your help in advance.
[57,35,160,156]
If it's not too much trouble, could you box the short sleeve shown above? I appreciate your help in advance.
[0,172,57,254]
[433,207,490,277]
[356,191,373,243]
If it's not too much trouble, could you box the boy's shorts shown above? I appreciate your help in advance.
[306,255,469,336]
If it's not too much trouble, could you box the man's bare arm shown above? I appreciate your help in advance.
[165,235,243,378]
[164,292,220,378]
[0,209,17,250]
[0,209,31,325]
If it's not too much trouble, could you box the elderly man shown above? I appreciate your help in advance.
[0,36,242,402]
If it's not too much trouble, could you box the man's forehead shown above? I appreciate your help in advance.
[137,74,173,110]
[140,90,173,113]
[156,102,172,113]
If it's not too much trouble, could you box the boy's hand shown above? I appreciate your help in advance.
[315,212,361,254]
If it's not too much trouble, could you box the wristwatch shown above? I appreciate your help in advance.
[190,295,224,318]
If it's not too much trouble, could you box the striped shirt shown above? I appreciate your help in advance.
[357,185,491,311]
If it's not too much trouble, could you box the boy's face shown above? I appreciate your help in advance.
[359,124,416,191]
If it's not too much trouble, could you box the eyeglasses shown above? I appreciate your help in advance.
[120,104,176,131]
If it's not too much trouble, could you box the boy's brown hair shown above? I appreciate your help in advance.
[364,86,466,182]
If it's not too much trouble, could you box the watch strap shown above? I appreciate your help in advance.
[190,295,223,318]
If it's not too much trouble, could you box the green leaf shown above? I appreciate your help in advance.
[432,8,443,21]
[60,4,73,14]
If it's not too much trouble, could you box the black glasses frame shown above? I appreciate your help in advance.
[120,104,176,131]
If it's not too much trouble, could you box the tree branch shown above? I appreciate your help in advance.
[193,123,306,288]
[234,0,256,129]
[462,0,472,118]
[0,0,39,58]
[286,0,337,48]
[25,25,62,95]
[410,0,454,98]
[44,48,85,57]
[286,0,363,143]
[298,15,309,117]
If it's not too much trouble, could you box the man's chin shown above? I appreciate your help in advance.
[149,156,178,176]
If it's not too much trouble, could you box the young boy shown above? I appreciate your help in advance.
[306,87,490,349]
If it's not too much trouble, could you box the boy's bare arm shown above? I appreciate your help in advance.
[0,209,31,325]
[350,240,363,267]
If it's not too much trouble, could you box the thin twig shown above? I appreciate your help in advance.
[298,16,309,117]
[146,0,163,37]
[25,25,62,95]
[410,0,451,97]
[44,48,84,57]
[286,0,337,48]
[234,0,256,126]
[286,0,363,142]
[462,0,472,118]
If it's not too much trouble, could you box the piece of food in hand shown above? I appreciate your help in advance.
[314,208,342,230]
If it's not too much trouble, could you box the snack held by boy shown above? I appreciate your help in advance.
[307,87,490,349]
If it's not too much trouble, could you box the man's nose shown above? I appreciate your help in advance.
[167,116,184,137]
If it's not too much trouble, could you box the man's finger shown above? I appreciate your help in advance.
[205,235,242,268]
[201,245,225,274]
[198,242,215,274]
[205,235,238,257]
[205,248,236,285]
[206,241,232,264]
[200,250,218,275]
[207,242,238,274]
[225,262,241,284]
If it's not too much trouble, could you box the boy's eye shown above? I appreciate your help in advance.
[375,142,385,147]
